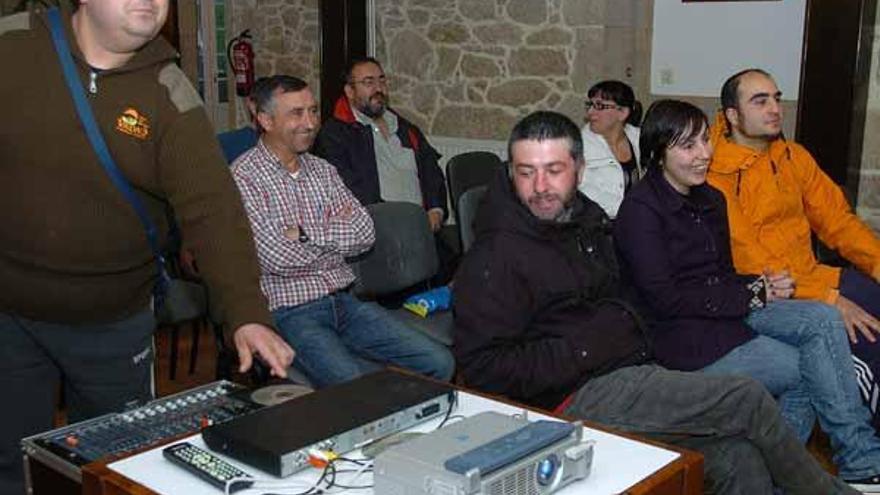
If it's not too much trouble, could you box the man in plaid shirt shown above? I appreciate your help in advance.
[231,76,454,388]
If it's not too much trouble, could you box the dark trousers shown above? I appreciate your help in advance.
[564,365,857,495]
[0,310,155,495]
[841,268,880,433]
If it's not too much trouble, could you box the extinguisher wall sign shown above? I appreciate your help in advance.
[228,29,255,97]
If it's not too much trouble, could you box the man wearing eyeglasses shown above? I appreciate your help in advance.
[315,57,455,283]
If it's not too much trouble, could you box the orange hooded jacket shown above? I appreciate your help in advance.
[707,112,880,304]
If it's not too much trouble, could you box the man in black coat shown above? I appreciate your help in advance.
[314,57,456,284]
[453,110,857,494]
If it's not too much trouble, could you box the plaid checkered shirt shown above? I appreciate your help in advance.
[231,140,375,310]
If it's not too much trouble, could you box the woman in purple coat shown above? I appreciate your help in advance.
[614,99,880,490]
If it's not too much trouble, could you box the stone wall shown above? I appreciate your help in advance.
[226,0,798,139]
[229,0,321,125]
[858,5,880,232]
[372,0,645,140]
[372,0,797,142]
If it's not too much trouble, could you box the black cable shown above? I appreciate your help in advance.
[332,468,374,474]
[321,457,379,491]
[327,465,374,488]
[260,462,333,495]
[320,462,338,491]
[437,390,458,428]
[327,482,373,490]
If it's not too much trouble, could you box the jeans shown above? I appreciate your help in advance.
[0,309,155,495]
[706,300,880,480]
[841,268,880,431]
[701,334,814,442]
[564,365,857,494]
[700,335,800,396]
[273,292,454,389]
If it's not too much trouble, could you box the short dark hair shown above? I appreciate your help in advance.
[720,68,771,110]
[508,111,584,165]
[342,56,384,85]
[588,80,642,126]
[640,100,709,170]
[252,75,309,115]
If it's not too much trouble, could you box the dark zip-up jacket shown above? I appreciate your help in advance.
[614,168,756,371]
[314,96,448,218]
[453,170,650,411]
[0,6,272,334]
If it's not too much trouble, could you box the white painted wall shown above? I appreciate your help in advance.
[651,0,806,99]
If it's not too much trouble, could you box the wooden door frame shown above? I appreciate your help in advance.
[796,0,877,201]
[319,0,368,122]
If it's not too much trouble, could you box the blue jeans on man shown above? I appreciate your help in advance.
[272,291,454,388]
[701,300,880,481]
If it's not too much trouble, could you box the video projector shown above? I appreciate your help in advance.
[374,411,594,494]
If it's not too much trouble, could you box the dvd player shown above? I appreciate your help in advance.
[202,369,456,477]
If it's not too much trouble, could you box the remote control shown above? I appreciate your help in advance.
[444,420,575,475]
[163,442,254,493]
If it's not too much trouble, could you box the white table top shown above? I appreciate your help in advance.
[109,391,679,494]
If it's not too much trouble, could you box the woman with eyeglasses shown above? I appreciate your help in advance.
[613,99,880,491]
[578,80,643,219]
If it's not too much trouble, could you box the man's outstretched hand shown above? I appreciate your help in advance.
[836,295,880,344]
[232,323,295,377]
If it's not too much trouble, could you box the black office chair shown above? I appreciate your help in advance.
[446,151,503,217]
[456,185,488,254]
[155,278,210,381]
[350,202,454,346]
[156,237,238,383]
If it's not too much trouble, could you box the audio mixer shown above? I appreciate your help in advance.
[22,380,262,493]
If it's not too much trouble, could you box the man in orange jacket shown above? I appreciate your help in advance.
[708,68,880,431]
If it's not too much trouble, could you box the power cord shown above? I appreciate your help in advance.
[228,391,460,494]
[227,456,374,495]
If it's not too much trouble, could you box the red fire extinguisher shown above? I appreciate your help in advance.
[227,30,255,97]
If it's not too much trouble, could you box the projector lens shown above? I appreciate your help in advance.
[536,454,559,486]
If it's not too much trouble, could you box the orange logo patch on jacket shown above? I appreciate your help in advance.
[116,108,150,140]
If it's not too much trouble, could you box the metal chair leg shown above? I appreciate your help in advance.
[188,319,202,375]
[169,325,179,381]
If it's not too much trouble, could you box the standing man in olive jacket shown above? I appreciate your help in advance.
[453,110,858,494]
[0,2,292,493]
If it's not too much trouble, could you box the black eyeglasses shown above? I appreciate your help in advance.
[584,100,621,111]
[350,76,388,89]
